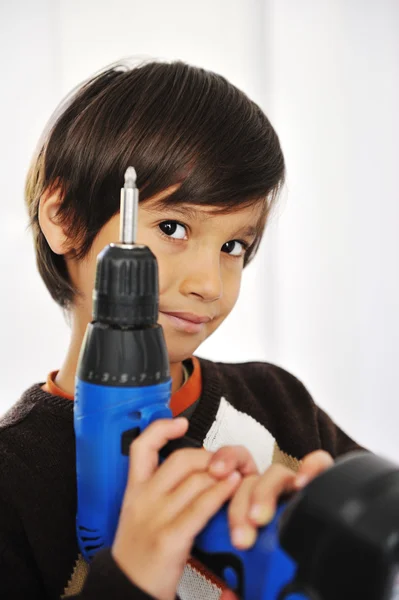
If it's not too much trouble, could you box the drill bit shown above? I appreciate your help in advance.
[120,166,138,244]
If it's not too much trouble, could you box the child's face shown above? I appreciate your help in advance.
[71,190,263,364]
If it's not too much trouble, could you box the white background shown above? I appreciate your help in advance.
[1,1,398,461]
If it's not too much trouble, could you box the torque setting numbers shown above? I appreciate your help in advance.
[83,369,170,385]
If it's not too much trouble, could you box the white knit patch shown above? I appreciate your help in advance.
[203,396,276,473]
[177,564,222,600]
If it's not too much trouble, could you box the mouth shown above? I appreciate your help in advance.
[160,311,212,334]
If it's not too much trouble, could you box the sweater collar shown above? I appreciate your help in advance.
[187,357,222,444]
[17,356,223,445]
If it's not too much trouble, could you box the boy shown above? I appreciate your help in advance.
[0,60,364,600]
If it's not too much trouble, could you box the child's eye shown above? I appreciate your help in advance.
[222,240,248,257]
[158,221,187,240]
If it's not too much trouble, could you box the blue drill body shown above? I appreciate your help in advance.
[75,378,172,559]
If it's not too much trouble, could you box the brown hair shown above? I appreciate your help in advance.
[25,60,285,308]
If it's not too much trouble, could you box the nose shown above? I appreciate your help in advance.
[179,251,222,302]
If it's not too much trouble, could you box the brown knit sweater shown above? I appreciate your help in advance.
[0,357,364,599]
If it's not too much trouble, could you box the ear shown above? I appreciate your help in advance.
[38,188,72,255]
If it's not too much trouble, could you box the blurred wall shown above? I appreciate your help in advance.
[0,0,398,461]
[265,0,399,461]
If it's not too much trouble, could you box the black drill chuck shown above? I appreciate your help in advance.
[77,167,170,386]
[93,244,158,327]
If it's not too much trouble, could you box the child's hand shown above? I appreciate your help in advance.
[208,448,334,552]
[111,418,258,600]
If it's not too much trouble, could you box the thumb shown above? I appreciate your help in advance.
[127,417,189,485]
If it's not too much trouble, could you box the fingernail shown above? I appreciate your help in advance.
[249,504,275,526]
[210,460,226,475]
[295,474,308,488]
[231,526,257,549]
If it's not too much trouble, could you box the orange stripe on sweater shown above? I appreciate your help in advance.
[43,357,201,417]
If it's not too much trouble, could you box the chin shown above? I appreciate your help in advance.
[160,327,204,364]
[165,335,203,364]
[158,314,222,363]
[167,349,196,364]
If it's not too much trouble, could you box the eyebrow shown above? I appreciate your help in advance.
[237,226,258,238]
[160,204,199,220]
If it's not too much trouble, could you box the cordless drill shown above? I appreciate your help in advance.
[74,167,172,560]
[74,168,399,600]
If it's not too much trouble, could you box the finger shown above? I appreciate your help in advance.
[208,445,259,479]
[171,471,242,542]
[294,450,334,489]
[247,465,297,528]
[149,447,215,496]
[127,417,189,486]
[227,475,259,550]
[162,470,221,521]
[220,590,239,600]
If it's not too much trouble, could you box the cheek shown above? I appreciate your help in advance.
[140,236,175,296]
[222,267,242,312]
[71,215,120,310]
[67,251,97,318]
[208,267,242,334]
[157,257,172,296]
